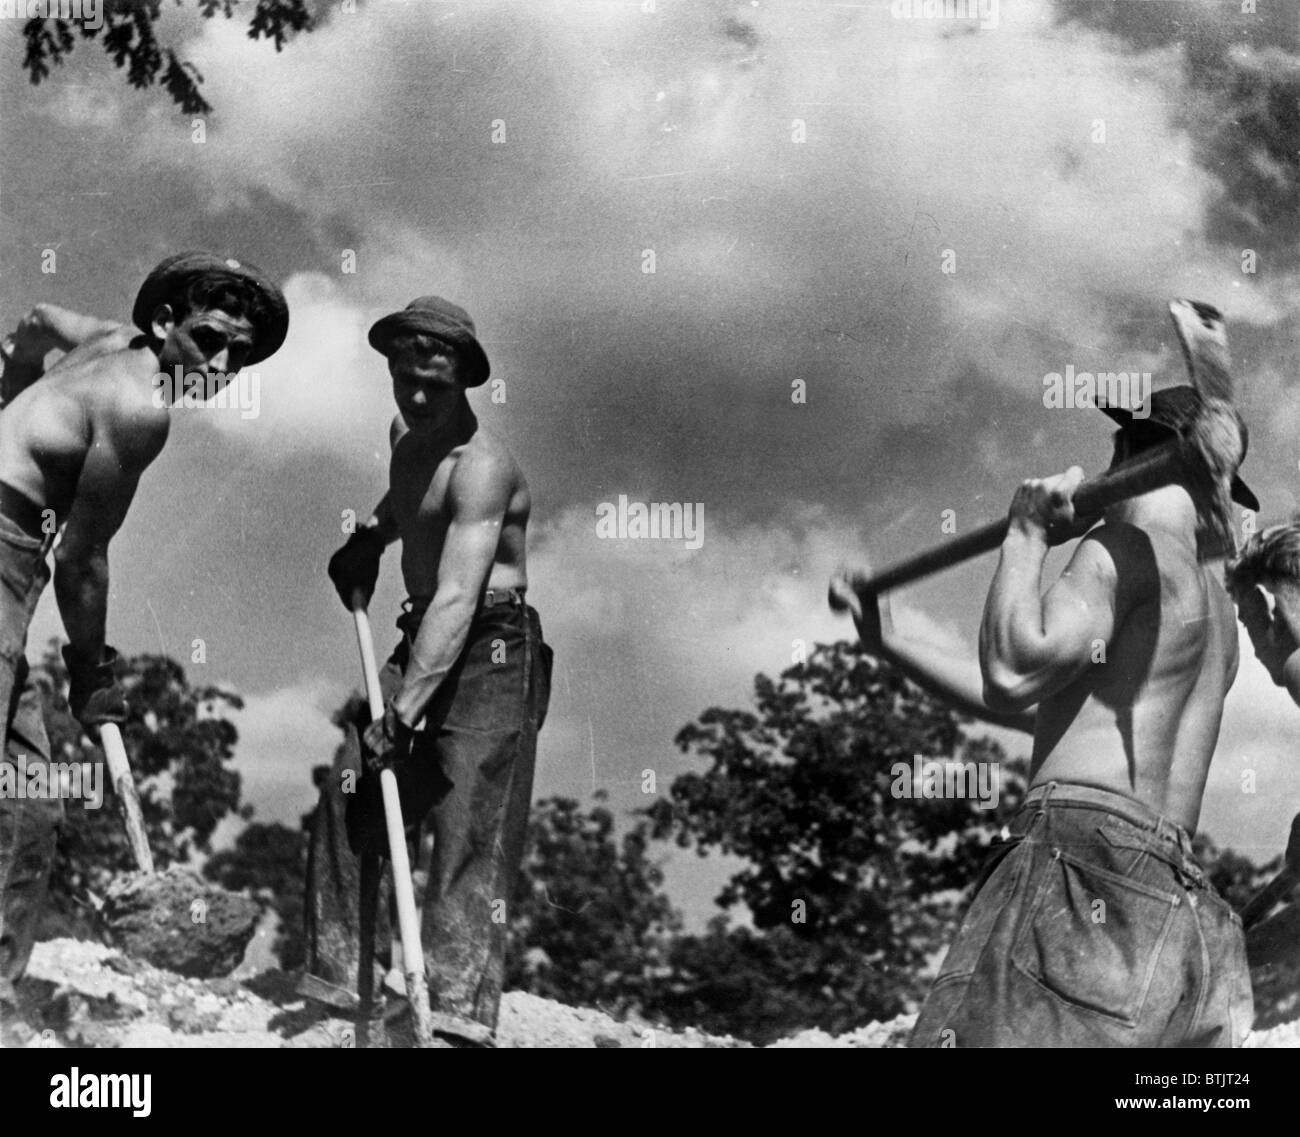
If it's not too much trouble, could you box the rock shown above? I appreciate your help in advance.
[100,868,261,979]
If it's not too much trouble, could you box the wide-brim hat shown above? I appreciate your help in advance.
[132,252,289,365]
[1099,384,1258,512]
[367,296,490,388]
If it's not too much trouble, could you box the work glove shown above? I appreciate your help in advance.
[348,704,416,855]
[327,527,387,610]
[62,644,128,735]
[361,702,415,775]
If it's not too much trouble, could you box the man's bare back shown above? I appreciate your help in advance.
[1028,519,1238,831]
[388,414,529,604]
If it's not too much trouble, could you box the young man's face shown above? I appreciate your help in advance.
[154,305,256,394]
[388,347,464,429]
[1233,579,1300,685]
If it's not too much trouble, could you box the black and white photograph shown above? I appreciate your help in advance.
[0,0,1298,1097]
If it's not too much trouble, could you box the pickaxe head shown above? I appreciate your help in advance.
[1097,386,1257,512]
[1169,299,1233,403]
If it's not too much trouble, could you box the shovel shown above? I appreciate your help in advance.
[351,593,436,1047]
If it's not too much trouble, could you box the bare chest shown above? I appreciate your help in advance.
[389,443,459,542]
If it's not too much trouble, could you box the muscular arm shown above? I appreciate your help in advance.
[5,304,118,365]
[365,493,400,546]
[831,573,1035,732]
[980,530,1122,713]
[884,632,1037,732]
[360,417,409,545]
[54,404,167,661]
[390,449,511,727]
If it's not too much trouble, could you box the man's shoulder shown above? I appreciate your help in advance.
[46,325,138,373]
[77,344,169,464]
[1072,521,1162,598]
[449,429,522,504]
[456,427,520,478]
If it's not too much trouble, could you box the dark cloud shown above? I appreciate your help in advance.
[1055,0,1300,267]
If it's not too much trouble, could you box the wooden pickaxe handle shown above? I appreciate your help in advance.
[100,723,154,875]
[351,593,436,1047]
[840,438,1181,596]
[1241,867,1297,931]
[1241,812,1300,931]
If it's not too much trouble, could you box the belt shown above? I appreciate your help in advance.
[1024,781,1195,853]
[481,587,526,609]
[0,481,48,540]
[397,588,528,637]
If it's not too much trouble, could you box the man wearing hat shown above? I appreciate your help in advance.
[837,383,1256,1047]
[301,296,552,1048]
[0,252,287,1037]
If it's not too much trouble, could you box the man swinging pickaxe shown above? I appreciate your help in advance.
[833,301,1260,1047]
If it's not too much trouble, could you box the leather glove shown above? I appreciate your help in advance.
[327,526,387,610]
[62,644,128,733]
[361,702,414,775]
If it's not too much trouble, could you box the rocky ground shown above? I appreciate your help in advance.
[3,936,1298,1048]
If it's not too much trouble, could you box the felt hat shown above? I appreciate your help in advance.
[368,296,490,387]
[133,251,289,365]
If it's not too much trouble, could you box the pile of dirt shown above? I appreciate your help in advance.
[4,937,1299,1048]
[100,867,261,979]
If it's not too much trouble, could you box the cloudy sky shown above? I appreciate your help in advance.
[1,0,1297,919]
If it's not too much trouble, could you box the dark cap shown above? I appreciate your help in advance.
[1099,384,1258,512]
[133,252,289,365]
[367,296,490,388]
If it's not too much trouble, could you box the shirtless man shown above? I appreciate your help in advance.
[837,385,1257,1047]
[1227,521,1300,706]
[302,295,552,1048]
[0,253,288,1030]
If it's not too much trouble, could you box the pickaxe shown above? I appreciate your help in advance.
[101,724,153,875]
[829,300,1247,603]
[351,593,436,1047]
[1241,812,1300,931]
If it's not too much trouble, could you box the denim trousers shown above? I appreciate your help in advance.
[910,781,1253,1048]
[302,596,552,1043]
[0,510,56,1008]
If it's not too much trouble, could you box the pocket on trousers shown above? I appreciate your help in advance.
[1011,848,1180,1027]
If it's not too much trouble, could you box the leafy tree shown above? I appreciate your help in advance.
[204,819,308,968]
[22,0,315,114]
[33,638,247,934]
[506,794,680,1017]
[642,640,1028,1043]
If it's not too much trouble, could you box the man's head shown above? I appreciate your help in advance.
[368,296,490,430]
[383,332,469,425]
[1227,520,1300,686]
[1229,521,1300,594]
[133,253,289,386]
